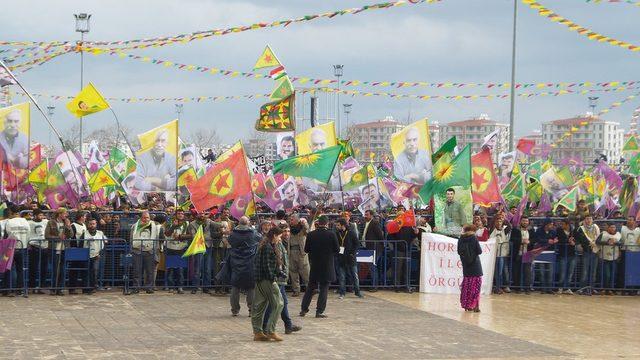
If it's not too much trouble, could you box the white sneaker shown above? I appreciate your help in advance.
[338,295,344,300]
[564,289,573,295]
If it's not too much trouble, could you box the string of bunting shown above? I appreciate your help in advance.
[14,86,637,104]
[523,0,640,53]
[7,49,71,72]
[552,91,640,147]
[96,49,639,90]
[584,0,640,5]
[0,0,440,48]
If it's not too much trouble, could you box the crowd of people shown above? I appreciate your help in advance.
[2,193,639,336]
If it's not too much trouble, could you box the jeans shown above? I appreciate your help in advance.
[494,257,511,289]
[535,262,553,290]
[89,256,101,288]
[2,250,25,291]
[190,253,202,289]
[230,286,254,314]
[580,253,598,288]
[337,262,361,296]
[371,253,387,287]
[602,260,617,289]
[301,281,329,315]
[202,248,213,287]
[557,255,577,289]
[264,284,292,330]
[29,246,49,289]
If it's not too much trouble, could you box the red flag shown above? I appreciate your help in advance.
[29,144,42,170]
[516,138,536,155]
[385,209,416,234]
[471,149,501,207]
[187,147,252,212]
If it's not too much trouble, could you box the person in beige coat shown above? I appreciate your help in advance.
[287,214,309,296]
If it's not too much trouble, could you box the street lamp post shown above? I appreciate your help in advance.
[588,97,599,114]
[343,103,352,137]
[75,13,91,155]
[508,0,518,152]
[175,103,183,120]
[333,65,344,136]
[47,105,55,152]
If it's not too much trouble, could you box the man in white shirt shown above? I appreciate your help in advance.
[82,218,107,293]
[2,205,30,296]
[28,208,49,294]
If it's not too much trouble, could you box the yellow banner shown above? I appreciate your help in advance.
[295,122,337,155]
[0,102,30,169]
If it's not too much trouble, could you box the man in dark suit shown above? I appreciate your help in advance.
[361,210,384,291]
[335,218,363,299]
[300,216,339,318]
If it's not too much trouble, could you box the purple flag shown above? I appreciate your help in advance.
[511,194,529,228]
[0,238,17,273]
[522,245,550,263]
[597,161,623,190]
[538,193,552,214]
[341,157,359,171]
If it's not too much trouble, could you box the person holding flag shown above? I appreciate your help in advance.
[164,209,190,294]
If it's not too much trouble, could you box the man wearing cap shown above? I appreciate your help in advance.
[288,214,310,297]
[0,109,28,169]
[300,215,340,318]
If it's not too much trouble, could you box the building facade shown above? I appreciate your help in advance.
[347,116,406,162]
[541,115,624,163]
[439,115,510,162]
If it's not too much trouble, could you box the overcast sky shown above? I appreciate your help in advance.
[1,0,638,146]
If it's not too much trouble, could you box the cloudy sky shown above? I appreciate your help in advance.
[1,0,638,146]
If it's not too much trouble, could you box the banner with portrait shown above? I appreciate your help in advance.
[390,118,433,185]
[433,186,473,237]
[0,102,30,170]
[134,119,178,193]
[276,131,296,160]
[295,122,336,155]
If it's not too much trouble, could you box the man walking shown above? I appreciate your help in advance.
[300,216,340,318]
[288,214,310,297]
[227,216,260,316]
[335,218,363,299]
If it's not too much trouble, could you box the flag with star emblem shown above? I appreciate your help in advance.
[177,166,198,187]
[470,148,500,207]
[553,186,579,212]
[182,225,206,258]
[254,45,281,70]
[230,193,256,219]
[337,139,355,162]
[623,134,639,152]
[417,145,471,203]
[87,166,117,193]
[273,145,342,184]
[270,76,294,101]
[501,173,526,206]
[28,160,48,185]
[29,144,42,170]
[187,144,252,213]
[527,160,543,182]
[255,94,295,132]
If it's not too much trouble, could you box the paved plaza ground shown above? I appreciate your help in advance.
[0,289,637,359]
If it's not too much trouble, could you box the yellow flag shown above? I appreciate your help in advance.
[0,102,30,169]
[137,119,178,156]
[177,167,197,187]
[295,122,337,155]
[87,167,117,193]
[28,160,48,184]
[66,83,110,118]
[254,45,281,70]
[390,118,432,159]
[183,225,206,257]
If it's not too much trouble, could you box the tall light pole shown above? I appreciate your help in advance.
[508,0,517,152]
[75,13,91,155]
[343,103,352,137]
[1,58,14,107]
[47,105,55,152]
[588,96,599,115]
[333,65,344,136]
[175,103,183,120]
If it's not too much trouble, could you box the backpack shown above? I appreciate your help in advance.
[459,240,476,266]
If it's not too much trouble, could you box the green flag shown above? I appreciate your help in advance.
[270,76,294,101]
[343,164,373,191]
[527,181,543,204]
[431,136,457,163]
[502,173,526,205]
[46,164,65,188]
[418,144,471,202]
[629,152,640,176]
[556,167,575,187]
[623,134,639,152]
[337,139,355,162]
[527,160,543,182]
[273,145,342,183]
[554,187,579,212]
[109,147,127,167]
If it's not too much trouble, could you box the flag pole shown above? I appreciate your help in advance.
[0,59,90,198]
[108,108,135,156]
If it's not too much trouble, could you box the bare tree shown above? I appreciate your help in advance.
[61,123,81,151]
[183,128,222,150]
[86,125,136,152]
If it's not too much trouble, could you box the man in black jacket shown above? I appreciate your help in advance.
[335,218,363,299]
[300,216,339,318]
[510,217,532,294]
[361,210,384,291]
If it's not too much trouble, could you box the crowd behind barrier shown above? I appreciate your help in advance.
[1,209,639,298]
